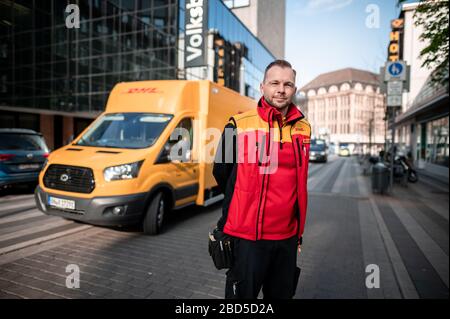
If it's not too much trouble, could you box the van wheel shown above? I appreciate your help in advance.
[143,192,165,235]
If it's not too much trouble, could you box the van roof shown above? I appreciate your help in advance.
[106,80,216,115]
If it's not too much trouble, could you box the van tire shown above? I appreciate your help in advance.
[143,192,165,235]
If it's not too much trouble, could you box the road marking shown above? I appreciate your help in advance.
[0,211,43,225]
[358,200,402,299]
[331,158,350,194]
[0,194,34,205]
[0,219,72,242]
[387,197,449,288]
[355,169,419,299]
[368,197,420,299]
[308,158,343,190]
[0,226,102,265]
[0,224,92,256]
[0,214,58,236]
[308,163,324,177]
[402,183,449,222]
[309,192,367,200]
[0,201,37,217]
[0,197,35,207]
[416,198,449,222]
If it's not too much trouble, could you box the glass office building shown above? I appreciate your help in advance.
[180,0,274,98]
[0,0,275,148]
[0,0,179,115]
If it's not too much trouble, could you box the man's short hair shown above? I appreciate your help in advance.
[263,60,297,82]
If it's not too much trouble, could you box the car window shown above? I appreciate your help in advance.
[172,118,193,150]
[311,144,325,151]
[0,133,48,151]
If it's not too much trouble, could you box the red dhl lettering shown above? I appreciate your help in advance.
[124,88,161,94]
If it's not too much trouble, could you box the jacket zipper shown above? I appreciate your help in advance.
[255,129,270,240]
[291,128,303,240]
[279,125,283,150]
[296,138,303,167]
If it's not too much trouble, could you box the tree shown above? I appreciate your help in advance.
[398,0,449,87]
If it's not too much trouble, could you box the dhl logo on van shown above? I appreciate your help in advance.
[303,138,311,144]
[123,88,162,94]
[293,127,306,132]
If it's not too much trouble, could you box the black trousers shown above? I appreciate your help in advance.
[225,236,298,299]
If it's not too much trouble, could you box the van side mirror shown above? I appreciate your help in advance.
[156,142,192,164]
[155,143,172,164]
[183,149,192,163]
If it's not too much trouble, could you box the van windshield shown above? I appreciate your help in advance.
[75,113,173,149]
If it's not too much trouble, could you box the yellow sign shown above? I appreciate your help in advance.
[388,19,404,62]
[391,19,404,29]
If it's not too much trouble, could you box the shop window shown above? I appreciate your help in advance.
[426,117,449,167]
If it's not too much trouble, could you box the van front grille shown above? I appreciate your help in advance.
[44,165,95,194]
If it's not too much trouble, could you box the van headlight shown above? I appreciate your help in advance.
[104,161,143,182]
[320,151,326,156]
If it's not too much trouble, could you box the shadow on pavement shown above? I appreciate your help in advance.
[88,200,223,236]
[0,183,37,197]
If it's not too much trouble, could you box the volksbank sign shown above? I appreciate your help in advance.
[185,0,208,68]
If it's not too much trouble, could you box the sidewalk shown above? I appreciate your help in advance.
[416,168,449,192]
[294,157,448,299]
[358,160,448,298]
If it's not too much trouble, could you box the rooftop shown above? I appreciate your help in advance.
[300,68,381,92]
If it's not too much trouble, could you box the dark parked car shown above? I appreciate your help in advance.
[309,139,328,163]
[0,129,49,189]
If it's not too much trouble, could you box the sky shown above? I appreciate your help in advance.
[285,0,411,89]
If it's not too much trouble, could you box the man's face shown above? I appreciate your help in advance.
[260,66,297,110]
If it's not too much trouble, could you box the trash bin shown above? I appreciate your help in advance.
[371,162,389,194]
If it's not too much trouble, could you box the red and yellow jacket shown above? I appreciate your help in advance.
[213,97,311,242]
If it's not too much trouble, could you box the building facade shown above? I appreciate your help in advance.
[0,0,276,149]
[299,68,385,155]
[223,0,286,59]
[391,3,449,180]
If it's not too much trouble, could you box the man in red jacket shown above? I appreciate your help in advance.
[213,60,311,299]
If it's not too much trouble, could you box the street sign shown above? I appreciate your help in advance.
[387,81,403,95]
[387,95,402,107]
[388,62,403,76]
[384,61,407,81]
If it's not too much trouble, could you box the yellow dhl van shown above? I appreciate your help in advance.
[35,80,254,234]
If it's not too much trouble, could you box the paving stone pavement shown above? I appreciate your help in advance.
[0,156,448,299]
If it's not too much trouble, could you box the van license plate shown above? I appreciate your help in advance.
[48,197,75,210]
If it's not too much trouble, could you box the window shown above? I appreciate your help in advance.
[426,117,449,167]
[223,0,250,9]
[0,133,48,151]
[341,95,349,106]
[173,118,194,151]
[157,118,194,164]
